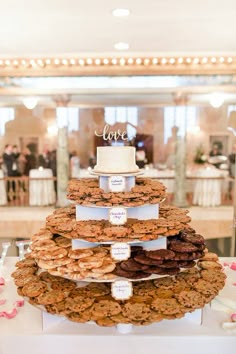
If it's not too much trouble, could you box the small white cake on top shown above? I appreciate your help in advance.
[94,146,139,174]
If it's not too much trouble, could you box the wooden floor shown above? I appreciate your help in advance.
[0,205,234,256]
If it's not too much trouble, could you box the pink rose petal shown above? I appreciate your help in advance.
[231,313,236,322]
[232,282,236,286]
[223,262,229,267]
[230,262,236,271]
[14,300,24,307]
[0,299,6,305]
[0,277,5,285]
[0,307,18,319]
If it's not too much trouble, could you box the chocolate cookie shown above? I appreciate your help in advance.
[145,249,175,261]
[169,241,199,253]
[134,253,163,266]
[157,260,179,269]
[114,264,150,279]
[180,232,205,245]
[173,251,203,261]
[120,259,149,272]
[177,260,196,268]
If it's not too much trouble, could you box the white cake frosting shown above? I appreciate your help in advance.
[94,146,139,173]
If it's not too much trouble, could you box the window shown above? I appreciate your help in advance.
[0,108,15,136]
[227,105,236,117]
[164,106,197,143]
[104,106,138,139]
[56,107,79,132]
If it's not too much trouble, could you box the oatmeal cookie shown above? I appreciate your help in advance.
[54,236,71,248]
[151,298,182,315]
[91,300,121,319]
[37,290,66,305]
[37,247,68,260]
[68,248,93,259]
[15,259,37,268]
[122,302,151,321]
[11,267,37,279]
[175,290,205,309]
[65,295,95,312]
[22,281,48,297]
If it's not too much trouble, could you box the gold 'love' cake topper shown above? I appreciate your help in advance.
[95,124,128,141]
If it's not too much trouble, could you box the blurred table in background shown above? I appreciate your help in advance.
[29,169,56,206]
[192,167,225,207]
[0,169,7,205]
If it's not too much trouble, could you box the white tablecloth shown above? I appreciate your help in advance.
[193,167,223,207]
[0,257,235,354]
[0,169,7,205]
[29,169,56,206]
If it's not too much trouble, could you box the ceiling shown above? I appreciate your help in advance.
[1,0,236,56]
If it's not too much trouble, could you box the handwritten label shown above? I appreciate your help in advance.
[111,280,133,300]
[109,207,127,225]
[108,175,125,192]
[111,242,131,261]
[95,124,128,141]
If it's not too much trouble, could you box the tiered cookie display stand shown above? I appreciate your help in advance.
[11,146,226,331]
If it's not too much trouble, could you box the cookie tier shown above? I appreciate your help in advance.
[67,178,166,207]
[46,205,191,242]
[28,226,206,281]
[12,254,226,327]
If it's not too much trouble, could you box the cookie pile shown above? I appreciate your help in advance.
[45,205,191,242]
[30,234,117,281]
[11,252,226,327]
[29,227,205,281]
[67,178,166,207]
[11,165,226,328]
[114,229,206,279]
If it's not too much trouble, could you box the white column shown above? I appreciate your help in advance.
[55,96,70,207]
[173,95,189,207]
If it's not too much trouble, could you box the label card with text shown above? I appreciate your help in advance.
[111,280,133,301]
[108,176,126,192]
[111,242,131,261]
[109,207,127,225]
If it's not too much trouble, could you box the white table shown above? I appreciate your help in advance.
[0,169,7,205]
[193,167,224,207]
[29,169,56,206]
[0,257,235,354]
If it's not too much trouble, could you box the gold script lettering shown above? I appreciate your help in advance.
[95,124,128,141]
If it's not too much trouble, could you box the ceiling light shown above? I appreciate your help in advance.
[111,58,118,65]
[161,58,167,64]
[209,93,224,108]
[23,97,38,110]
[114,42,129,50]
[112,8,130,17]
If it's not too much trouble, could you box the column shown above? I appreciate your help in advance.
[54,95,70,207]
[173,94,189,207]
